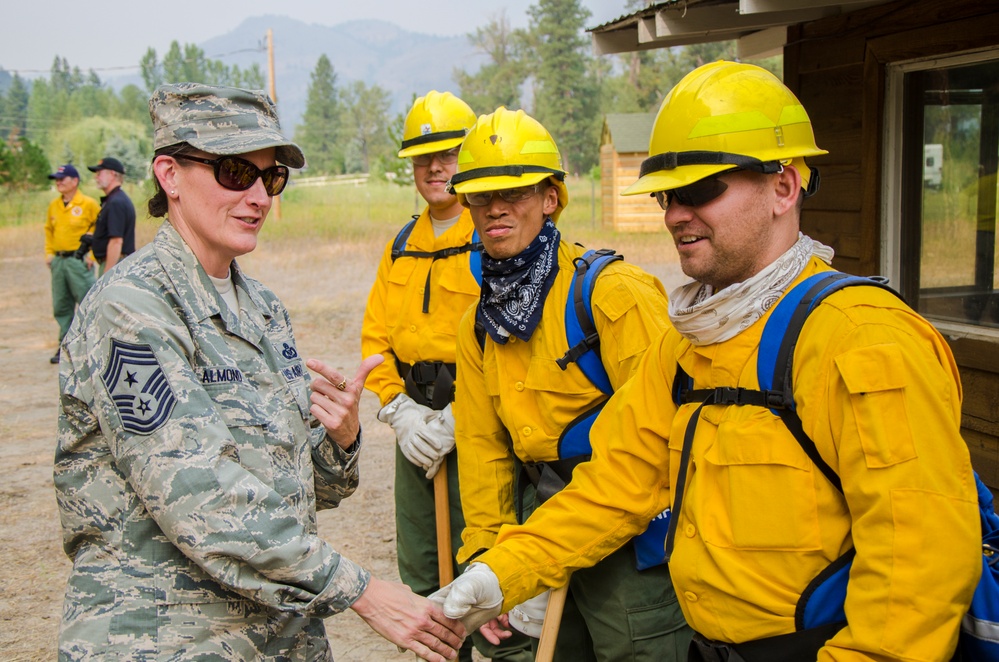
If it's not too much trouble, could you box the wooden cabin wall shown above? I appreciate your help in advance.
[785,0,999,486]
[600,145,665,232]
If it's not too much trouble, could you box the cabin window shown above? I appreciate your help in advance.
[895,55,999,333]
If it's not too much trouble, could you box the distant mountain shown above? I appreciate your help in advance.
[190,15,487,134]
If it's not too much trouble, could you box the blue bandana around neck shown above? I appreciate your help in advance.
[478,217,560,343]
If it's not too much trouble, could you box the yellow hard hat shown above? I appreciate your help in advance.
[623,60,828,197]
[398,91,476,158]
[448,107,569,222]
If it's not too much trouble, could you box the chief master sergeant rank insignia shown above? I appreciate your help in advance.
[101,339,177,435]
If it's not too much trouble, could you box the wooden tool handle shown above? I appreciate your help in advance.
[535,584,569,662]
[434,457,454,585]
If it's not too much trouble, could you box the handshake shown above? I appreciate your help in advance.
[430,564,552,641]
[73,233,94,260]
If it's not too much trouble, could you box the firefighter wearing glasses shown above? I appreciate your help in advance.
[433,107,690,661]
[361,92,533,662]
[434,62,980,661]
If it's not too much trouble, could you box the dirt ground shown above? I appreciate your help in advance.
[0,218,682,661]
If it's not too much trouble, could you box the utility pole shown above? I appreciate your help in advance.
[267,28,282,220]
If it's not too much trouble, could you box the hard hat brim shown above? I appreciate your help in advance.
[398,136,466,159]
[450,171,553,194]
[623,147,828,197]
[622,163,734,197]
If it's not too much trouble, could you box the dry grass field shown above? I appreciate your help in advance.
[0,189,682,660]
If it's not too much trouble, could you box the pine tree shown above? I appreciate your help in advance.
[382,109,412,186]
[527,0,601,175]
[113,84,153,130]
[237,64,266,90]
[295,55,341,174]
[4,135,50,190]
[453,11,528,113]
[1,73,29,140]
[140,48,162,93]
[339,80,392,174]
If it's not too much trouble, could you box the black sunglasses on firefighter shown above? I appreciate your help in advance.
[642,149,820,211]
[653,175,732,211]
[173,154,290,197]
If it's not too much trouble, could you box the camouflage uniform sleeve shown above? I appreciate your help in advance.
[310,424,362,510]
[85,288,369,615]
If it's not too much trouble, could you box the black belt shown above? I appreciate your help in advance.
[516,454,591,525]
[53,251,78,258]
[522,455,590,503]
[397,360,456,411]
[688,622,846,662]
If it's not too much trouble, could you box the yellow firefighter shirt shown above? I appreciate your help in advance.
[45,190,100,256]
[455,240,670,563]
[361,208,482,406]
[479,259,980,662]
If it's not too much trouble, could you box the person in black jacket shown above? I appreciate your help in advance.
[88,156,136,275]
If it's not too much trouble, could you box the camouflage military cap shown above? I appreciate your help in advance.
[149,83,305,169]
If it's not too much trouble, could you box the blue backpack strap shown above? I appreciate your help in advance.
[391,218,483,312]
[758,271,901,632]
[961,473,999,659]
[468,230,482,285]
[672,363,694,407]
[553,247,671,571]
[552,248,625,456]
[795,548,855,630]
[758,272,899,492]
[557,401,604,459]
[390,216,419,262]
[555,249,623,395]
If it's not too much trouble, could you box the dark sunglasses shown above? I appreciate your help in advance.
[411,147,460,167]
[652,175,730,211]
[173,154,290,196]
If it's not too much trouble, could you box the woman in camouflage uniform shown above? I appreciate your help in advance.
[54,83,464,662]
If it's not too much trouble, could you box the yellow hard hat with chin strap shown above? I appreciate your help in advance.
[623,61,827,198]
[398,91,476,158]
[448,107,569,223]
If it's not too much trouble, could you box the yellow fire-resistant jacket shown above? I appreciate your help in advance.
[477,258,981,661]
[455,240,670,563]
[361,208,482,406]
[45,190,100,256]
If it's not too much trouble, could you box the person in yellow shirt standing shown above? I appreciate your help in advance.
[361,91,532,662]
[44,164,100,364]
[434,62,982,662]
[440,107,689,661]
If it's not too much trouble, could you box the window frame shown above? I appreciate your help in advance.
[883,47,999,342]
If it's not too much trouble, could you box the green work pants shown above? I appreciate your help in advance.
[394,444,534,661]
[518,490,692,661]
[51,255,95,341]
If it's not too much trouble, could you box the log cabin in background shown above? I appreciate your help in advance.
[600,112,662,232]
[590,0,999,488]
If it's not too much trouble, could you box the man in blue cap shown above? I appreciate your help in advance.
[44,164,100,364]
[88,156,136,275]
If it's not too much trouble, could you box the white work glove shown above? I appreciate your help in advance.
[429,563,504,633]
[508,590,550,638]
[418,403,456,479]
[377,393,435,470]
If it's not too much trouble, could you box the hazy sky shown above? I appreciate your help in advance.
[2,0,631,76]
